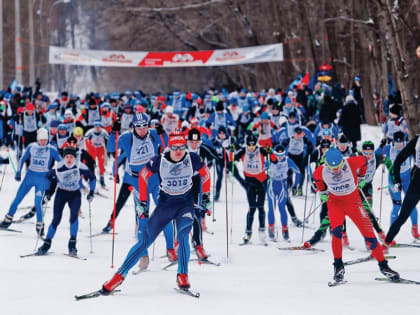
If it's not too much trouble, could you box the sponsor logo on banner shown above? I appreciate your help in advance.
[139,51,214,67]
[54,51,92,63]
[102,54,133,64]
[215,51,245,62]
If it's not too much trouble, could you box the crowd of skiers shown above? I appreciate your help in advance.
[0,80,418,290]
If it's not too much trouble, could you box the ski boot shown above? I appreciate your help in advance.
[167,248,178,262]
[268,224,276,241]
[301,241,311,249]
[258,228,266,243]
[412,224,420,239]
[379,260,400,281]
[177,273,190,289]
[333,259,345,283]
[342,231,350,246]
[100,175,106,188]
[22,207,36,220]
[68,237,77,256]
[242,232,252,244]
[282,226,289,241]
[138,255,149,271]
[195,245,209,260]
[291,216,303,227]
[0,214,13,229]
[35,222,45,238]
[102,219,114,233]
[103,273,124,293]
[37,238,51,255]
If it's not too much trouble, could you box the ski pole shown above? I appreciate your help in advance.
[88,199,94,254]
[379,164,385,224]
[301,154,311,242]
[212,159,216,222]
[359,187,377,217]
[224,149,229,260]
[34,200,49,252]
[111,131,119,268]
[7,149,17,175]
[377,183,394,191]
[0,163,8,191]
[303,201,324,222]
[230,147,235,243]
[267,154,277,240]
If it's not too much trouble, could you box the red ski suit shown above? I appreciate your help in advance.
[313,156,385,262]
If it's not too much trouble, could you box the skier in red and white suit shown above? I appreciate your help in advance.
[312,147,399,283]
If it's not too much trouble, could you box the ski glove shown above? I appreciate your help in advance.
[291,186,298,196]
[391,182,402,193]
[359,179,367,189]
[201,193,211,216]
[222,139,230,149]
[87,191,94,202]
[136,201,148,217]
[112,120,121,133]
[320,192,329,203]
[15,172,21,182]
[43,193,52,204]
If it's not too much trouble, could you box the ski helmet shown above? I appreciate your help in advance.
[393,131,405,143]
[362,140,374,151]
[188,128,201,141]
[325,148,343,169]
[132,112,149,128]
[168,130,186,147]
[246,134,258,147]
[37,128,49,141]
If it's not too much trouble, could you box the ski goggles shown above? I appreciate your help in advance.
[274,150,285,157]
[170,145,187,151]
[326,159,344,170]
[133,122,148,128]
[362,151,374,156]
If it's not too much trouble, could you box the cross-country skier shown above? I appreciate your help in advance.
[101,130,211,292]
[102,113,175,265]
[37,147,96,255]
[313,147,399,284]
[385,133,420,246]
[379,131,419,239]
[187,128,217,258]
[0,128,61,235]
[85,121,109,188]
[234,134,272,243]
[267,144,301,241]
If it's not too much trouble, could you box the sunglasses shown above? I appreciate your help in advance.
[362,151,374,156]
[274,151,285,157]
[327,159,344,170]
[133,123,148,128]
[170,145,187,151]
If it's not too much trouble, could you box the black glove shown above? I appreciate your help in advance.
[112,120,121,133]
[380,138,387,148]
[87,190,94,202]
[43,192,52,204]
[155,123,165,135]
[292,186,298,196]
[114,174,120,184]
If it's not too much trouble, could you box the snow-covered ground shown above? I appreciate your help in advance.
[1,125,419,315]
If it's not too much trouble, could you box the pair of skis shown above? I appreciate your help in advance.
[20,252,87,260]
[329,277,420,287]
[75,287,200,301]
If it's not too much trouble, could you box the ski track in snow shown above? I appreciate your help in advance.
[1,125,419,315]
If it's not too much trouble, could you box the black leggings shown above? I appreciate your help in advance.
[245,178,267,233]
[386,168,420,242]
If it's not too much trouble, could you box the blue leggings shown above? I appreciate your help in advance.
[118,193,194,277]
[389,176,418,225]
[267,180,288,226]
[8,170,48,223]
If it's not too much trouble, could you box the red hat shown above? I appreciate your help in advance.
[26,103,35,111]
[168,130,186,147]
